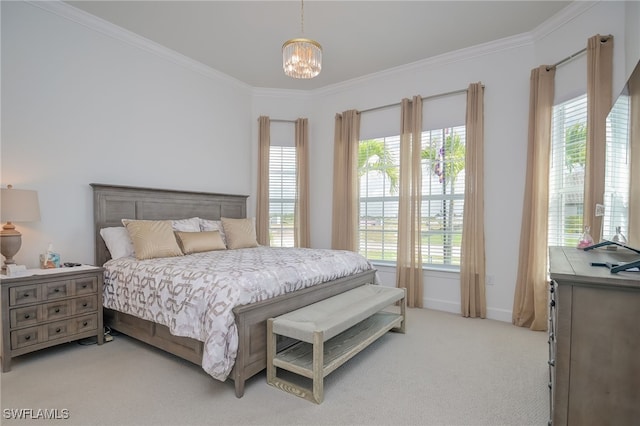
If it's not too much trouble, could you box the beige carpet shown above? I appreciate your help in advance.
[0,308,548,426]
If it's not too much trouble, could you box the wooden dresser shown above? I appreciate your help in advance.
[0,266,104,372]
[548,246,640,426]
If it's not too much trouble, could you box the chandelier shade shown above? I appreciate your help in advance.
[282,38,322,79]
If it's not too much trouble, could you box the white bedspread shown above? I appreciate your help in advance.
[102,246,376,380]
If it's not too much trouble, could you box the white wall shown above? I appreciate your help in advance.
[1,1,254,268]
[2,1,634,323]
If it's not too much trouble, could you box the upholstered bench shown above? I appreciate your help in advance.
[266,284,406,403]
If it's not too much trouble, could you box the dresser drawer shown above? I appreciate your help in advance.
[73,295,98,314]
[9,285,41,306]
[44,281,71,300]
[11,327,41,349]
[73,277,98,295]
[10,305,39,328]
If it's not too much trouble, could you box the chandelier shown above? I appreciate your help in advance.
[282,0,322,79]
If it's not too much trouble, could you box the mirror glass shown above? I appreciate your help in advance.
[603,60,639,244]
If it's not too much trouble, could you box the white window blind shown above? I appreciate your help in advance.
[604,94,630,240]
[358,125,466,268]
[549,95,587,246]
[269,146,296,247]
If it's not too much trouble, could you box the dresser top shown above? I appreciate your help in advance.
[549,246,640,289]
[0,265,103,283]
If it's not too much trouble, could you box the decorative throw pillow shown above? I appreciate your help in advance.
[99,227,135,260]
[199,219,227,246]
[171,217,201,232]
[122,219,183,260]
[175,231,226,254]
[221,217,258,249]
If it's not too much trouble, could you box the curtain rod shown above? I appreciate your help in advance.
[547,34,612,71]
[360,87,470,114]
[269,119,296,123]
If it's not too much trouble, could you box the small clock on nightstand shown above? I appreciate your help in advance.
[0,265,104,372]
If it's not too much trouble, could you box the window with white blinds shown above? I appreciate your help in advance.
[603,94,630,241]
[549,95,587,247]
[549,93,631,247]
[358,125,466,268]
[269,146,296,247]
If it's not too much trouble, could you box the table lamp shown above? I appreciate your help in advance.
[1,185,41,272]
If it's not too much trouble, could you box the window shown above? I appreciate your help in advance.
[548,95,587,246]
[269,146,296,247]
[549,93,630,246]
[358,126,466,268]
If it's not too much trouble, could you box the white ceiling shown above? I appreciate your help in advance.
[65,1,572,90]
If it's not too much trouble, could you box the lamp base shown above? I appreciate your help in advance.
[1,227,22,272]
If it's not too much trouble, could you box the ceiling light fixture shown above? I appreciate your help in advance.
[282,0,322,79]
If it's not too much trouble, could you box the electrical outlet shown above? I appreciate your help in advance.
[595,204,605,217]
[486,275,495,286]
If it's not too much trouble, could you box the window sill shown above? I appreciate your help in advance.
[369,260,460,274]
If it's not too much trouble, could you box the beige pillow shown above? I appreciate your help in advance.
[122,220,183,260]
[221,217,258,249]
[175,231,226,254]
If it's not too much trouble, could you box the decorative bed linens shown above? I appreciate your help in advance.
[102,246,376,381]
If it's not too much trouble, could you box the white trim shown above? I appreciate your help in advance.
[530,1,599,41]
[26,0,250,90]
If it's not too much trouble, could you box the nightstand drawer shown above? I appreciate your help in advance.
[43,300,71,321]
[46,320,71,341]
[73,295,98,314]
[74,314,98,332]
[9,285,41,306]
[44,281,71,300]
[11,327,41,349]
[74,277,97,295]
[10,306,39,328]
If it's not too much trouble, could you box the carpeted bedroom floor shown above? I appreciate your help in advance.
[0,308,548,426]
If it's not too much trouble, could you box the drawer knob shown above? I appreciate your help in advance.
[82,303,88,307]
[54,288,60,293]
[82,284,87,289]
[24,314,30,319]
[25,335,31,340]
[82,321,88,327]
[55,328,61,333]
[55,308,60,313]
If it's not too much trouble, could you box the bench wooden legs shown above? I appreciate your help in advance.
[267,319,325,404]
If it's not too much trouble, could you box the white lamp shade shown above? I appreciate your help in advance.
[1,188,41,223]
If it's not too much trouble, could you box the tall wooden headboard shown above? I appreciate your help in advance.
[91,183,248,266]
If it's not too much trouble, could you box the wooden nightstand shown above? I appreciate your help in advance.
[0,266,104,372]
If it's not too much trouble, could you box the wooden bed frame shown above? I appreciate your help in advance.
[91,183,376,398]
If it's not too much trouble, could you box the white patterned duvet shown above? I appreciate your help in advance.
[102,246,376,381]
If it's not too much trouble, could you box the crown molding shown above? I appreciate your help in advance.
[313,31,535,97]
[530,1,599,41]
[26,0,251,91]
[252,87,313,101]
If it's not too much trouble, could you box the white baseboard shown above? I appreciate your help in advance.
[424,298,513,323]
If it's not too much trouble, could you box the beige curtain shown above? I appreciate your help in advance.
[295,118,310,248]
[513,66,555,331]
[460,83,486,318]
[331,110,360,251]
[256,116,270,246]
[396,97,423,308]
[629,64,640,247]
[583,35,613,243]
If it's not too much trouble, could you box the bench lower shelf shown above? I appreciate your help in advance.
[267,310,404,403]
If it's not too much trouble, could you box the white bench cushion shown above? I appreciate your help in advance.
[272,284,404,342]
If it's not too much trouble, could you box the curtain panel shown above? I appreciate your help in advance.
[295,118,311,248]
[629,64,640,247]
[331,110,360,251]
[396,97,423,308]
[460,83,486,318]
[513,66,555,331]
[583,35,613,243]
[256,116,271,246]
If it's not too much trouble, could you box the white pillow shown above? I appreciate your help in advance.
[199,219,227,246]
[100,227,135,260]
[171,217,201,232]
